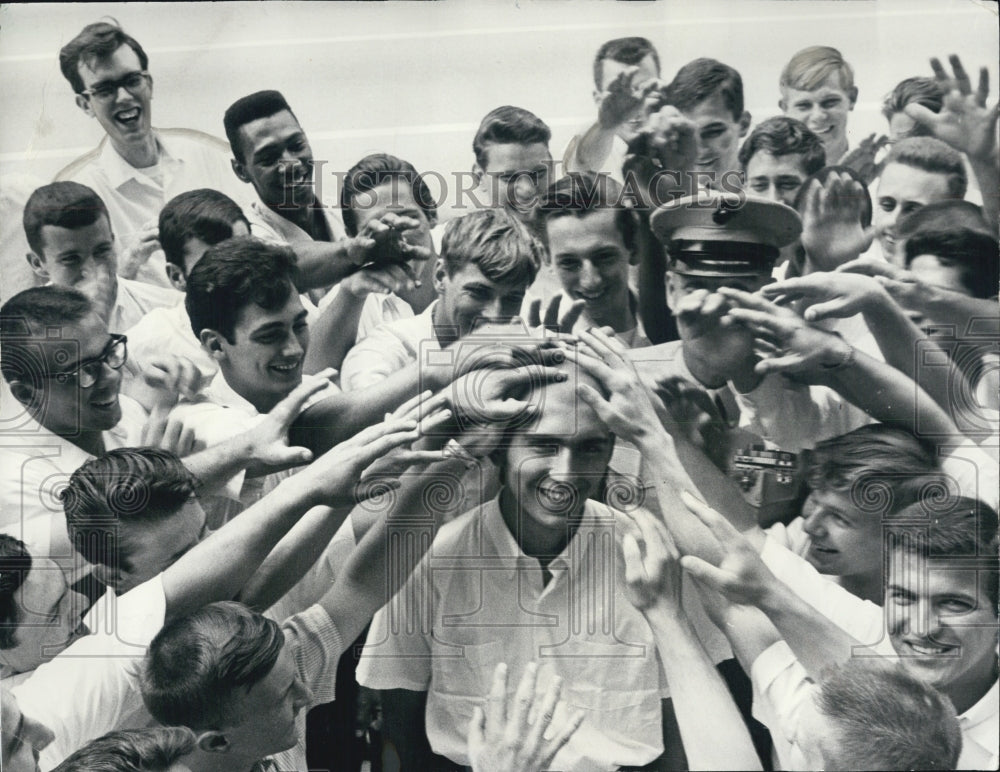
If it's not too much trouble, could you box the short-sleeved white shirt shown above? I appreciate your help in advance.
[340,300,440,391]
[13,574,167,771]
[358,497,730,771]
[56,129,254,289]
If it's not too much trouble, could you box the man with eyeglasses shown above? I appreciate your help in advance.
[54,21,252,289]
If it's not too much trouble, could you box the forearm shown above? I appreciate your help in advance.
[757,581,864,678]
[303,290,367,374]
[182,432,256,492]
[236,503,353,611]
[969,152,1000,233]
[317,456,471,644]
[919,287,1000,332]
[163,473,317,617]
[645,604,762,771]
[863,297,974,422]
[291,240,360,291]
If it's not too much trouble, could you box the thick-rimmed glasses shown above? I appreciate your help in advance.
[45,334,128,389]
[80,72,150,103]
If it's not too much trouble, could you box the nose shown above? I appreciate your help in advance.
[579,261,602,293]
[808,104,828,125]
[547,447,579,484]
[480,296,505,321]
[802,511,826,539]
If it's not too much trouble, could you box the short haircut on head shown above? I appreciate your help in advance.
[184,236,298,343]
[806,425,939,515]
[473,106,552,170]
[23,181,110,258]
[440,208,542,289]
[881,76,944,124]
[223,90,296,163]
[538,173,637,253]
[593,37,661,89]
[888,495,999,609]
[737,116,826,174]
[663,58,745,121]
[62,447,200,571]
[142,601,284,729]
[159,189,249,270]
[59,20,149,95]
[340,153,437,237]
[815,659,962,770]
[0,286,94,386]
[51,727,198,772]
[780,45,855,92]
[904,228,1000,299]
[0,534,32,650]
[883,136,967,199]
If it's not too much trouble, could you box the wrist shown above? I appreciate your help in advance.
[818,332,855,370]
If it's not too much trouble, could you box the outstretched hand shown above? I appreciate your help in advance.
[526,295,587,336]
[799,171,874,270]
[619,507,682,613]
[905,55,999,161]
[761,271,889,322]
[468,662,585,772]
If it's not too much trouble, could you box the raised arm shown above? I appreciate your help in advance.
[620,507,762,771]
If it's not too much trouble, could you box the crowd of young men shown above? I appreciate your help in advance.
[0,19,997,772]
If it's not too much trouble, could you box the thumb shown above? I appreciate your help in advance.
[678,555,729,593]
[271,445,314,466]
[468,705,486,750]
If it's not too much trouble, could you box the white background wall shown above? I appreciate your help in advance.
[1,0,997,201]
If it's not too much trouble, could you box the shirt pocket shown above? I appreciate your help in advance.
[431,639,504,699]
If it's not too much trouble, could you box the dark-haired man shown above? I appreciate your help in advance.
[738,116,826,208]
[564,37,662,180]
[55,21,250,288]
[224,91,427,297]
[662,58,751,189]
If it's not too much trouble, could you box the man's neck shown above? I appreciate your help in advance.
[267,195,321,235]
[65,429,107,458]
[826,138,849,166]
[945,665,999,716]
[681,343,761,393]
[498,487,579,572]
[587,295,635,335]
[110,134,159,170]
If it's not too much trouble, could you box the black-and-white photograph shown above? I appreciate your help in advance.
[1,1,998,770]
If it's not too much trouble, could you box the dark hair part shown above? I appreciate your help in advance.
[473,106,552,170]
[663,58,745,121]
[737,116,826,174]
[52,727,198,772]
[815,659,962,770]
[62,448,199,571]
[223,90,297,163]
[888,495,999,609]
[59,21,149,95]
[0,286,94,386]
[806,425,939,516]
[538,173,637,253]
[440,209,542,288]
[142,601,285,728]
[23,181,110,258]
[593,37,661,90]
[881,77,944,126]
[0,535,32,650]
[159,189,249,271]
[340,153,437,237]
[883,137,967,199]
[184,236,298,343]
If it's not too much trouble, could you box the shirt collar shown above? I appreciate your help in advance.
[250,198,341,245]
[97,129,176,190]
[482,494,609,581]
[959,677,1000,728]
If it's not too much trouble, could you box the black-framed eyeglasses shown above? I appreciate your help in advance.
[80,71,150,103]
[45,334,128,389]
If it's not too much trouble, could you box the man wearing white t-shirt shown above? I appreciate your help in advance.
[55,22,252,289]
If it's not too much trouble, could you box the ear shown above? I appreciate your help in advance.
[196,731,231,754]
[91,562,121,588]
[75,93,95,118]
[665,271,680,313]
[433,258,447,295]
[231,156,251,184]
[778,97,787,113]
[199,329,228,362]
[847,86,858,110]
[472,163,484,186]
[592,87,603,106]
[8,378,35,407]
[26,251,49,281]
[164,263,187,293]
[738,111,752,138]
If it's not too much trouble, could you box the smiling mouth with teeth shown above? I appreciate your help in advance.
[270,362,300,373]
[906,641,956,657]
[116,108,141,123]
